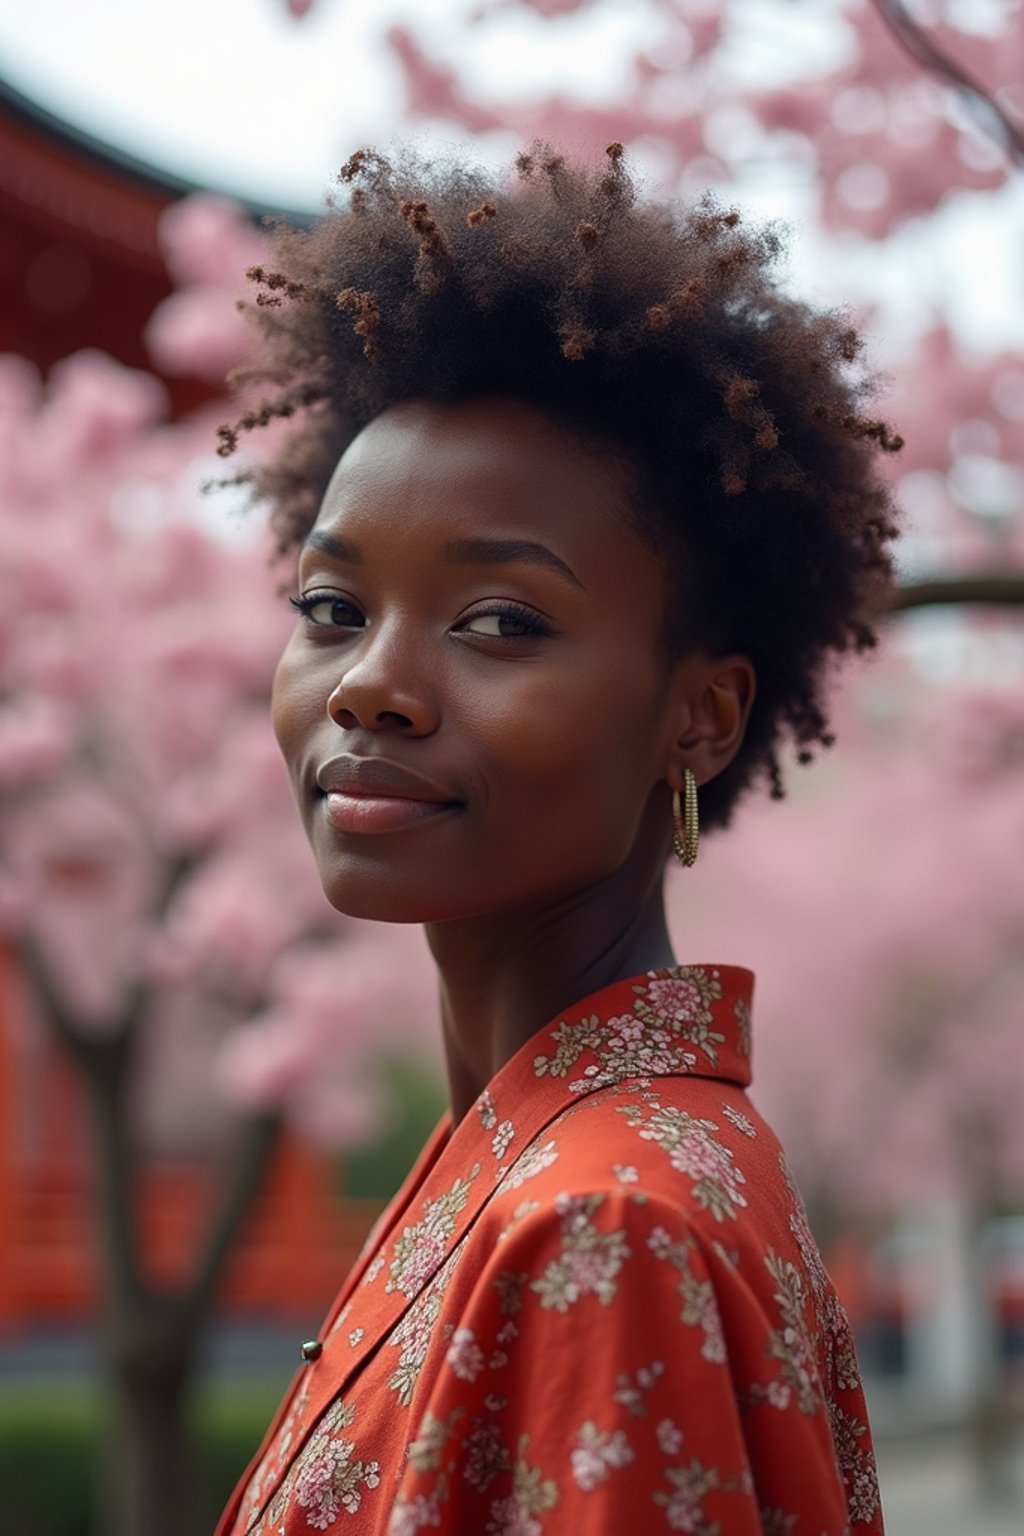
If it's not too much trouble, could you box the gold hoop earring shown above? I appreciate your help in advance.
[672,769,699,868]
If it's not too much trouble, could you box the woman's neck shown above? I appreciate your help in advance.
[425,856,676,1126]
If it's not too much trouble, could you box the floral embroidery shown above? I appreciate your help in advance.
[570,1421,634,1491]
[387,1487,447,1536]
[485,1437,557,1535]
[388,1247,464,1407]
[407,1409,463,1475]
[640,971,727,1063]
[619,1102,747,1223]
[758,1249,822,1415]
[830,1404,882,1526]
[613,1359,665,1417]
[492,1268,528,1317]
[533,967,733,1092]
[289,1400,380,1529]
[492,1120,515,1161]
[612,1163,639,1183]
[657,1419,684,1456]
[387,1169,480,1299]
[652,1456,723,1534]
[734,995,752,1059]
[781,1155,862,1393]
[761,1510,798,1536]
[648,1227,726,1364]
[463,1418,513,1493]
[496,1199,541,1244]
[447,1327,486,1382]
[530,1193,630,1311]
[498,1138,558,1192]
[478,1090,497,1132]
[722,1103,757,1138]
[239,1375,314,1526]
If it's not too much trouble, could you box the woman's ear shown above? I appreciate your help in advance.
[666,652,756,789]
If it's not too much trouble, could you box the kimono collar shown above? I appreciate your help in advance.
[462,961,753,1155]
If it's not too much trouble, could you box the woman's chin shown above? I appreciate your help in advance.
[317,869,468,926]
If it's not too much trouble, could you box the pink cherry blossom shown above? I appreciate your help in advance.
[145,194,268,381]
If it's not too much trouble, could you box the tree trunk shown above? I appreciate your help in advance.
[17,933,280,1536]
[89,1107,279,1536]
[101,1301,203,1536]
[956,1115,1019,1507]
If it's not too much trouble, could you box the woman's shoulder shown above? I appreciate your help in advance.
[479,1075,796,1261]
[466,1076,858,1397]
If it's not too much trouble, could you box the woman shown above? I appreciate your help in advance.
[215,142,900,1535]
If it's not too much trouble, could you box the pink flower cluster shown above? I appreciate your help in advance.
[376,0,1017,240]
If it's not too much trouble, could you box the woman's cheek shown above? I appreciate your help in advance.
[469,675,591,771]
[271,647,323,770]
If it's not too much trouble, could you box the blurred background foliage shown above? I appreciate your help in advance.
[0,2,1022,1533]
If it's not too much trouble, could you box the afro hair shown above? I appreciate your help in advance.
[219,140,903,833]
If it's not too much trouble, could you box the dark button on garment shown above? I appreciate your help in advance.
[300,1339,322,1363]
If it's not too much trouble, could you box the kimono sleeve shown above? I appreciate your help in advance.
[387,1189,852,1536]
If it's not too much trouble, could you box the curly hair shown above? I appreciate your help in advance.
[219,141,903,834]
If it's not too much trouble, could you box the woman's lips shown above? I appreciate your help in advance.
[314,756,461,833]
[322,791,459,834]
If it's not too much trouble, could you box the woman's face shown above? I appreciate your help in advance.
[272,397,702,924]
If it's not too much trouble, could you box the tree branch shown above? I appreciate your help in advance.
[88,1057,149,1311]
[17,936,146,1305]
[887,574,1024,612]
[184,1110,280,1321]
[872,0,1024,165]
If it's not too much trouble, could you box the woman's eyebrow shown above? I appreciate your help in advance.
[302,530,362,562]
[441,537,584,590]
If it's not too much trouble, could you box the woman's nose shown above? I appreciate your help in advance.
[325,626,440,735]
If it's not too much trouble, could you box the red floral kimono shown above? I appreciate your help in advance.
[216,966,884,1536]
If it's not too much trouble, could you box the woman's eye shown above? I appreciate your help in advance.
[289,592,364,628]
[460,607,549,639]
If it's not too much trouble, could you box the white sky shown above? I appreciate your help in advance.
[1,0,1021,354]
[0,0,663,209]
